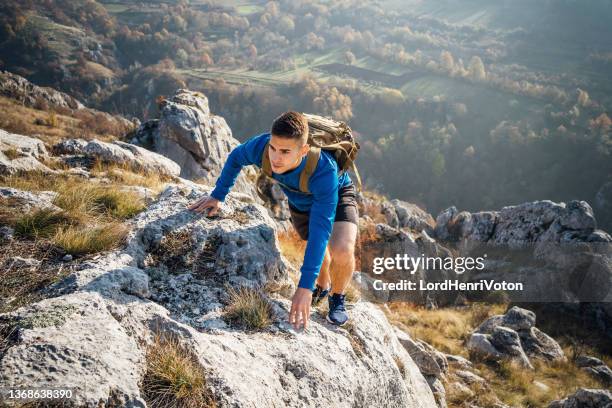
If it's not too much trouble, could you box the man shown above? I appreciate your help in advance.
[188,111,359,330]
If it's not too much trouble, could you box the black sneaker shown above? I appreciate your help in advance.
[311,284,330,306]
[327,293,349,326]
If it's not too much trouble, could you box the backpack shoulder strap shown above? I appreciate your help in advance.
[262,142,272,177]
[299,146,321,194]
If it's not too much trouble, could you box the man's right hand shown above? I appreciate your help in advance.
[188,195,220,216]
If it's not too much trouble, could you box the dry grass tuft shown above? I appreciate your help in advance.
[142,332,216,408]
[2,147,21,160]
[13,208,76,239]
[92,189,145,219]
[52,223,128,255]
[343,280,361,303]
[223,285,275,330]
[3,175,142,256]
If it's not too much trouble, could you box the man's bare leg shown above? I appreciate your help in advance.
[315,247,332,289]
[328,221,358,295]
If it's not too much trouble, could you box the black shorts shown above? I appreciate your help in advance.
[288,183,359,241]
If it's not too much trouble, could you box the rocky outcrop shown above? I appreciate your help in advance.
[548,388,612,408]
[467,306,564,368]
[384,199,436,233]
[0,187,59,212]
[0,129,54,175]
[395,327,449,408]
[0,185,437,407]
[0,128,182,178]
[0,71,134,133]
[357,193,435,234]
[0,70,85,110]
[434,200,604,245]
[395,328,448,378]
[53,138,181,177]
[130,89,257,197]
[575,356,612,386]
[433,200,612,337]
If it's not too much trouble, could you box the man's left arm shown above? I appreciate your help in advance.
[297,167,339,291]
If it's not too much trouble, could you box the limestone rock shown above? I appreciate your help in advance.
[468,306,564,368]
[395,328,448,377]
[390,199,435,233]
[425,375,447,408]
[53,138,180,176]
[454,370,485,385]
[433,199,612,334]
[576,356,612,386]
[0,187,59,212]
[130,89,257,197]
[0,292,147,407]
[0,70,84,110]
[548,388,612,408]
[0,130,53,175]
[0,185,438,407]
[434,200,598,246]
[444,354,473,370]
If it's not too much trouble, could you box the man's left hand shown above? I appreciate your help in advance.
[289,288,312,330]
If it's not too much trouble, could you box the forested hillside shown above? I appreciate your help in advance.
[0,0,610,218]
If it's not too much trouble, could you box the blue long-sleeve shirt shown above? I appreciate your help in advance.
[210,132,352,291]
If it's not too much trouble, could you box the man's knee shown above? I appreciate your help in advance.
[329,241,355,260]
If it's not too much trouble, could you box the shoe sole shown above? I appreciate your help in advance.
[326,315,349,327]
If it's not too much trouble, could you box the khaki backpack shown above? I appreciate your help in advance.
[255,113,361,201]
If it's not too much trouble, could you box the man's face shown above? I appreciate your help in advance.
[268,134,309,174]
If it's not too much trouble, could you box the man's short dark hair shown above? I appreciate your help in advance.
[271,111,308,144]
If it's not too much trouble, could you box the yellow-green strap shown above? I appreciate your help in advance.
[262,142,272,177]
[299,147,320,193]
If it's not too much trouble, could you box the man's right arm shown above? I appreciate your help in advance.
[209,133,268,202]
